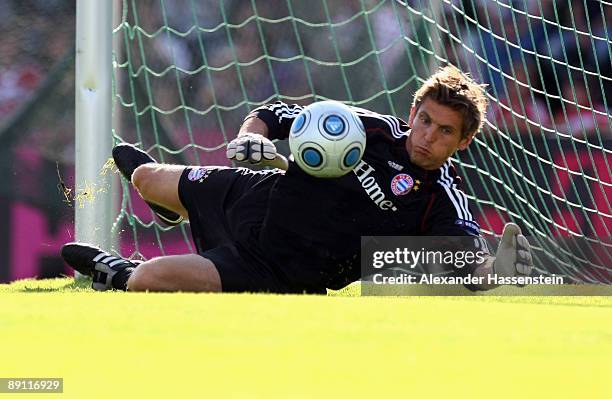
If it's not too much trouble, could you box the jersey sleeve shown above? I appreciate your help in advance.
[422,166,491,289]
[349,105,410,140]
[423,163,481,237]
[423,194,482,237]
[247,101,410,141]
[246,101,304,140]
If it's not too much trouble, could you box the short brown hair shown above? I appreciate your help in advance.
[412,65,488,138]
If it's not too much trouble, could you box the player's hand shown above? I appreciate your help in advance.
[492,223,533,281]
[226,133,278,165]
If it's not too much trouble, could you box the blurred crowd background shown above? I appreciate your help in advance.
[0,0,610,282]
[452,0,611,137]
[0,0,75,283]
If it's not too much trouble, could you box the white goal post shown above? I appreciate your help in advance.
[74,0,116,260]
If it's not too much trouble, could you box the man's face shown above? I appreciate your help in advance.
[405,98,473,170]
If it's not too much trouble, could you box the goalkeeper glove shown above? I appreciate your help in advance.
[492,223,534,279]
[226,133,278,165]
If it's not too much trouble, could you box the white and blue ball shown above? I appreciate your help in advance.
[289,100,366,178]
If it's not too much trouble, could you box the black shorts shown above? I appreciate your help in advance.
[178,166,321,293]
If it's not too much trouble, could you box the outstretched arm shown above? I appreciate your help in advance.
[238,115,269,137]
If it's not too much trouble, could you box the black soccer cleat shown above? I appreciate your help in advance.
[112,142,156,182]
[61,242,136,291]
[112,143,184,226]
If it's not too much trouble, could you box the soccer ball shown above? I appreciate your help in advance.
[289,100,366,178]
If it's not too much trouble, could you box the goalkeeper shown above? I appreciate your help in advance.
[61,66,533,293]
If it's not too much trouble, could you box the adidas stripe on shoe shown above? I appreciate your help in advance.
[61,242,136,291]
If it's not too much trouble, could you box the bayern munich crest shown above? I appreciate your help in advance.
[188,168,208,181]
[390,173,414,196]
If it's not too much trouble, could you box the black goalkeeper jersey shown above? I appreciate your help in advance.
[246,101,482,290]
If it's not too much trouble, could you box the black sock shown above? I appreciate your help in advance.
[111,267,135,291]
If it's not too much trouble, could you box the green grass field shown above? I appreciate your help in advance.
[1,278,611,398]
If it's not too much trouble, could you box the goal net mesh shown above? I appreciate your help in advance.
[111,0,612,283]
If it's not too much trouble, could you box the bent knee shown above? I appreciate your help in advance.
[131,164,157,196]
[127,254,222,292]
[131,164,185,209]
[127,260,166,292]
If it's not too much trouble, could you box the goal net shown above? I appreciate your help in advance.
[111,0,612,283]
